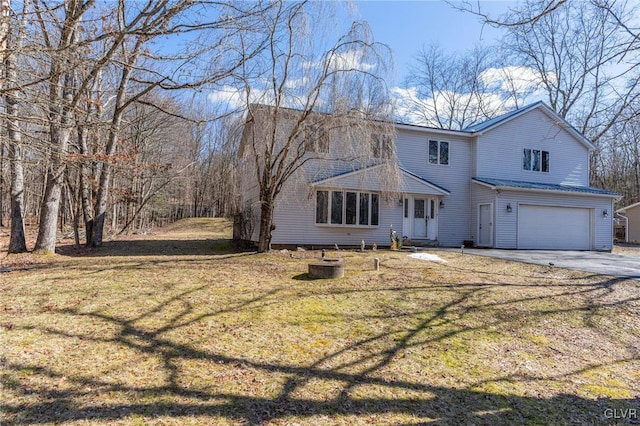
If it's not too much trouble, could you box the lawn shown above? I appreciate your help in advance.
[1,218,639,425]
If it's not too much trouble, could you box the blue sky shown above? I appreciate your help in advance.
[353,1,511,84]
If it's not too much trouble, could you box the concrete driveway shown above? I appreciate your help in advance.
[453,248,640,279]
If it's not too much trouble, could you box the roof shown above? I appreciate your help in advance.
[399,167,450,194]
[472,177,621,198]
[462,101,596,150]
[616,201,640,213]
[311,163,449,195]
[463,102,544,133]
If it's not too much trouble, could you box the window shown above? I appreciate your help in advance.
[316,190,328,224]
[303,122,329,153]
[372,134,392,158]
[345,192,357,225]
[359,193,370,225]
[316,190,380,226]
[523,148,549,172]
[371,194,379,226]
[414,199,425,218]
[429,140,449,165]
[403,198,408,218]
[331,191,343,224]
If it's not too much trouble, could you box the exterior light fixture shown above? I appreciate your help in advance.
[603,209,608,218]
[439,200,444,208]
[506,203,512,213]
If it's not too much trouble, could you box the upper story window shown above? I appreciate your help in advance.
[523,148,549,172]
[429,140,449,165]
[316,190,379,227]
[372,134,392,158]
[303,122,329,153]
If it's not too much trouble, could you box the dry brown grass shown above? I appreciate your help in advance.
[1,218,639,425]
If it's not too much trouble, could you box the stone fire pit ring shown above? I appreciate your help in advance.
[308,258,345,279]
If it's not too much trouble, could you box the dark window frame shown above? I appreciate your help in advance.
[523,148,550,173]
[428,140,450,165]
[316,189,380,227]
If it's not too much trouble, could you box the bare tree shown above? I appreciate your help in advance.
[1,0,29,253]
[1,0,271,252]
[453,0,569,27]
[402,44,530,130]
[230,1,398,252]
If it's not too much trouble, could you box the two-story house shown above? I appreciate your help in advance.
[238,101,620,250]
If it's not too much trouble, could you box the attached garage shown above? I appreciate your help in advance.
[517,205,591,250]
[472,178,620,251]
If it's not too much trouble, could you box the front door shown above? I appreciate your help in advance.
[413,198,438,239]
[413,199,428,238]
[427,199,437,240]
[478,203,493,247]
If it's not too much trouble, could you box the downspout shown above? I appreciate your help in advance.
[615,212,628,243]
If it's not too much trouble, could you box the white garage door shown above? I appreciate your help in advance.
[518,205,591,250]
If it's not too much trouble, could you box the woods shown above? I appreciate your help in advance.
[0,0,261,252]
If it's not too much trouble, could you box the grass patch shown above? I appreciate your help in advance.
[1,218,639,425]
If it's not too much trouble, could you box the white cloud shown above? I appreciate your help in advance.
[393,65,549,127]
[328,49,376,72]
[480,66,547,96]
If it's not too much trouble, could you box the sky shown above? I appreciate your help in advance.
[205,1,527,124]
[353,1,511,85]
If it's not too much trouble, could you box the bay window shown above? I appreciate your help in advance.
[316,190,380,226]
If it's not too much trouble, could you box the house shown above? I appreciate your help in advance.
[615,202,640,242]
[238,101,620,250]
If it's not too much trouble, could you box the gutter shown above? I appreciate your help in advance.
[472,180,621,199]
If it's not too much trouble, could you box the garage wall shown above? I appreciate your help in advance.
[470,183,497,246]
[496,191,614,250]
[475,107,590,186]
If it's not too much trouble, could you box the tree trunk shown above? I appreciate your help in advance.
[92,57,133,246]
[7,142,27,253]
[3,0,28,253]
[92,162,111,246]
[34,1,80,254]
[0,143,5,228]
[35,130,70,253]
[257,195,275,253]
[78,126,94,246]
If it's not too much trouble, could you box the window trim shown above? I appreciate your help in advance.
[303,121,329,154]
[522,147,550,173]
[372,133,393,159]
[315,189,380,228]
[428,140,450,166]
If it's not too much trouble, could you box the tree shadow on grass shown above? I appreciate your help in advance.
[56,238,248,257]
[2,271,639,425]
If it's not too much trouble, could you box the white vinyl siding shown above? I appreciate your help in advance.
[476,108,589,186]
[396,129,472,246]
[240,104,615,250]
[494,191,613,250]
[470,183,497,246]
